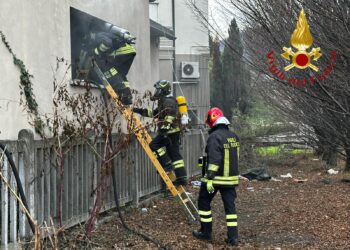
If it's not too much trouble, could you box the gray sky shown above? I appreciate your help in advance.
[208,0,245,37]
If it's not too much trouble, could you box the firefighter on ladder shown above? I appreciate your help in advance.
[133,80,187,186]
[90,23,136,105]
[193,107,240,246]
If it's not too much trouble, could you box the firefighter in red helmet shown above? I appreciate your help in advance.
[193,107,240,246]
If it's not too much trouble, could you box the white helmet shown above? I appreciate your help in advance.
[213,116,230,126]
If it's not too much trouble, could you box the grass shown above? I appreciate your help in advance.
[233,98,298,138]
[256,145,283,156]
[256,145,313,157]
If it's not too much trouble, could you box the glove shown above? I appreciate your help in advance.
[181,114,189,126]
[123,33,136,44]
[206,180,215,194]
[159,129,168,138]
[133,108,142,114]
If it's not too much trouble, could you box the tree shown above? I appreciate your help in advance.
[209,35,224,108]
[188,0,350,171]
[227,0,350,170]
[222,18,250,121]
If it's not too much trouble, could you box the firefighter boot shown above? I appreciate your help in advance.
[119,87,133,105]
[193,222,212,241]
[163,162,174,172]
[226,227,239,246]
[173,177,187,186]
[193,230,212,241]
[173,165,187,186]
[157,155,174,172]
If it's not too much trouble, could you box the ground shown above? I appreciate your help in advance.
[64,155,350,249]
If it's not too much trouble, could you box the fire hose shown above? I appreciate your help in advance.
[0,143,35,234]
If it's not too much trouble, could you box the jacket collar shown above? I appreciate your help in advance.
[208,124,229,134]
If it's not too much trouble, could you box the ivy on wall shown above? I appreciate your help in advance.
[0,31,44,136]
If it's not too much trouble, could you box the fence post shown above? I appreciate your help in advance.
[18,129,35,238]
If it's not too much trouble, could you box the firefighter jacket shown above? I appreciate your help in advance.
[135,96,181,134]
[201,124,240,188]
[93,32,136,60]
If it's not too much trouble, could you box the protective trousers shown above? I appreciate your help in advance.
[96,52,135,86]
[198,184,238,240]
[96,51,136,104]
[150,132,187,180]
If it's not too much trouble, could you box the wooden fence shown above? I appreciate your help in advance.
[0,129,205,246]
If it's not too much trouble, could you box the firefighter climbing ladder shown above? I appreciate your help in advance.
[92,61,198,222]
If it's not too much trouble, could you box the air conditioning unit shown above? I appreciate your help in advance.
[181,61,200,79]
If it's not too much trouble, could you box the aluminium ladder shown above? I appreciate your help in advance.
[92,61,198,222]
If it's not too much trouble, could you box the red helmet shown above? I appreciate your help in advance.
[206,107,224,128]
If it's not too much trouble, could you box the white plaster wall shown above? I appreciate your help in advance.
[0,0,151,140]
[150,35,160,83]
[175,0,209,55]
[149,2,159,22]
[157,0,173,28]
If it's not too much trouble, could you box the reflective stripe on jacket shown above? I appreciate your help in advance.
[157,96,180,134]
[94,32,136,57]
[134,96,181,134]
[201,125,240,187]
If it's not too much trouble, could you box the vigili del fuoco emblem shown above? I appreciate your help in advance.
[281,9,322,71]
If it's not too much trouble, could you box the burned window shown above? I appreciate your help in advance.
[70,7,117,86]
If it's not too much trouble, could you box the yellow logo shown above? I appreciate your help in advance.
[281,9,322,71]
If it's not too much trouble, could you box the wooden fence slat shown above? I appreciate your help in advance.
[50,147,57,223]
[35,148,44,225]
[68,149,73,220]
[132,141,139,206]
[63,150,69,222]
[2,158,9,246]
[9,154,17,242]
[55,151,62,225]
[40,148,45,225]
[18,151,26,238]
[78,145,83,214]
[83,144,89,214]
[73,146,79,217]
[44,148,50,224]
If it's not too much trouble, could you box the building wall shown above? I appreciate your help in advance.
[156,0,174,83]
[157,0,173,28]
[159,40,174,81]
[174,54,210,126]
[175,0,209,55]
[0,0,151,140]
[157,0,210,127]
[150,34,160,84]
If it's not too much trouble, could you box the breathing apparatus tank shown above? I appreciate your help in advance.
[176,96,189,126]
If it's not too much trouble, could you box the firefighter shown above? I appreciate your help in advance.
[91,23,136,105]
[132,80,187,185]
[193,107,240,246]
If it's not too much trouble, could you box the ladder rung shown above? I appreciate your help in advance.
[176,186,185,194]
[167,172,176,181]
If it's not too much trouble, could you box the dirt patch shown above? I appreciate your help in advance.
[62,156,350,249]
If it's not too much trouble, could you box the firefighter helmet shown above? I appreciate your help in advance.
[206,107,225,128]
[151,80,171,100]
